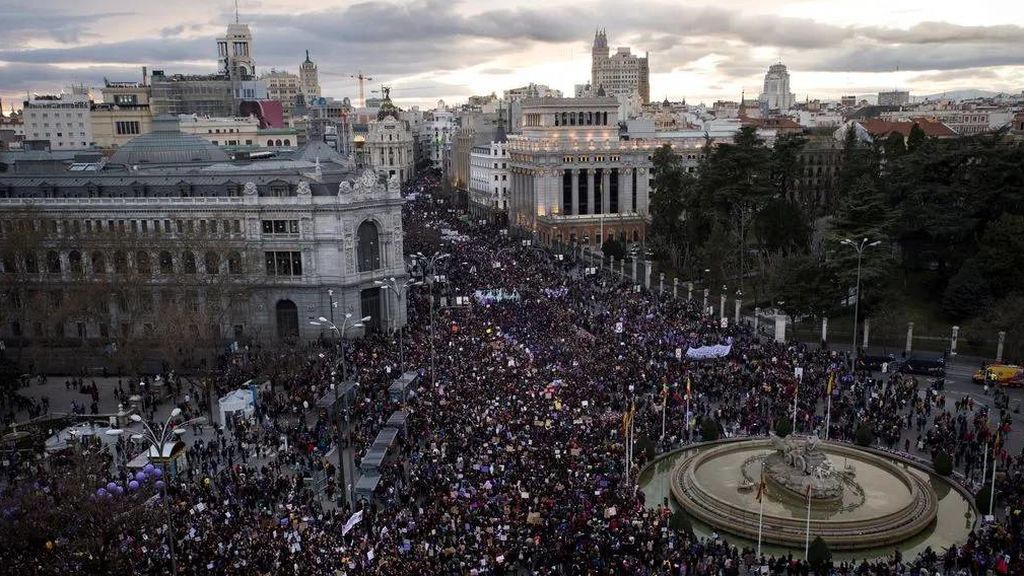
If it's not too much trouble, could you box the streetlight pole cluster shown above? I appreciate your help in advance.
[375,276,422,372]
[840,237,880,372]
[412,251,450,388]
[107,408,206,576]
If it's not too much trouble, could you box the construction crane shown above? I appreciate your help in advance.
[320,70,374,107]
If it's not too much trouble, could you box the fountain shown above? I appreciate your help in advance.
[666,436,949,551]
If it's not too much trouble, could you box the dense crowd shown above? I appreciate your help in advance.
[2,178,1022,575]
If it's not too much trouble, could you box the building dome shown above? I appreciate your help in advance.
[110,115,230,165]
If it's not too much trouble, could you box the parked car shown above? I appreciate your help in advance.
[902,356,946,377]
[973,364,1024,387]
[858,354,902,373]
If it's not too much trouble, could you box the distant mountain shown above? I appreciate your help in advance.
[915,89,1009,102]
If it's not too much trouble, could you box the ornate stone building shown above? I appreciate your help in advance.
[0,116,407,362]
[362,94,414,184]
[591,29,650,105]
[507,97,652,246]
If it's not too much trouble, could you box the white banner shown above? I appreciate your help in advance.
[342,510,364,536]
[685,339,733,360]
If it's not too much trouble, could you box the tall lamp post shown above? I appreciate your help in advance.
[412,251,450,388]
[840,237,880,372]
[106,408,206,576]
[374,277,422,371]
[310,314,368,507]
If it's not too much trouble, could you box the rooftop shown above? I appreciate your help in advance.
[109,116,231,165]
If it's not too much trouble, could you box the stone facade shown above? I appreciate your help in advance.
[365,114,414,185]
[507,97,652,247]
[0,128,407,356]
[591,30,650,105]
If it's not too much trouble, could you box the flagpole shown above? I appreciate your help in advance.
[981,442,988,488]
[791,381,799,434]
[824,377,833,441]
[685,394,691,442]
[660,393,667,440]
[989,440,998,515]
[756,473,766,558]
[804,485,812,559]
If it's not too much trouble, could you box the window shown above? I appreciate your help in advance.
[356,220,381,272]
[136,251,151,274]
[261,220,299,235]
[91,251,106,274]
[158,251,173,274]
[264,251,303,276]
[204,252,220,275]
[181,251,197,274]
[23,253,38,274]
[227,251,243,274]
[115,121,140,135]
[68,251,83,275]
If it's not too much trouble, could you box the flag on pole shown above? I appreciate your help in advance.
[686,376,692,399]
[805,483,813,500]
[661,381,669,408]
[826,372,834,395]
[621,402,636,434]
[755,472,768,503]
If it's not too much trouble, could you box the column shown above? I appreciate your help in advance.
[997,331,1006,363]
[644,260,652,289]
[950,325,959,356]
[571,169,580,216]
[623,168,634,213]
[687,282,693,301]
[905,322,914,355]
[754,307,761,334]
[821,317,828,345]
[586,169,595,216]
[601,169,611,217]
[673,278,679,298]
[616,169,626,214]
[863,319,870,348]
[735,297,742,324]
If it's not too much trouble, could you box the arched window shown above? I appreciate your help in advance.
[275,139,282,146]
[23,252,38,274]
[113,251,127,274]
[204,252,220,275]
[283,139,290,146]
[587,112,593,125]
[578,112,585,125]
[90,251,106,274]
[267,139,273,146]
[47,251,62,274]
[554,114,559,127]
[356,220,381,272]
[561,112,568,126]
[227,251,243,274]
[569,113,575,126]
[181,251,197,274]
[68,251,83,275]
[159,251,173,274]
[603,112,608,125]
[136,251,151,274]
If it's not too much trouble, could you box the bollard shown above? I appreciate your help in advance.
[703,288,709,311]
[687,282,694,301]
[863,319,870,349]
[775,314,787,343]
[754,307,761,334]
[673,277,679,299]
[631,258,638,283]
[905,322,914,355]
[659,272,665,295]
[644,261,652,290]
[821,317,828,346]
[719,293,726,321]
[950,325,959,356]
[734,298,742,324]
[997,331,1006,363]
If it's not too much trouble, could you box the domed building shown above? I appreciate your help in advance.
[110,116,231,165]
[0,119,409,371]
[363,89,415,184]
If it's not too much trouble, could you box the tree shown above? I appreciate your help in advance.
[855,424,875,447]
[602,237,627,262]
[883,132,907,159]
[906,123,927,152]
[942,259,993,320]
[807,536,832,571]
[976,214,1024,299]
[768,253,836,319]
[649,144,698,273]
[701,417,720,441]
[669,509,694,535]
[827,176,894,315]
[933,451,953,476]
[774,416,793,438]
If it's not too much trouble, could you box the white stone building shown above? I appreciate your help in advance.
[23,87,94,150]
[0,116,407,357]
[591,29,650,104]
[759,63,795,112]
[469,130,509,222]
[299,50,321,101]
[421,103,455,169]
[507,97,652,246]
[177,114,261,147]
[365,106,415,184]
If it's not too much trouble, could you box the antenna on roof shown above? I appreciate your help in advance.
[235,0,240,24]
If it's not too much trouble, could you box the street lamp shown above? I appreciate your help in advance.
[840,237,881,372]
[374,277,422,371]
[310,313,368,508]
[412,251,450,388]
[106,409,206,576]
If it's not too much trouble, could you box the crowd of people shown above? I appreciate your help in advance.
[2,177,1023,575]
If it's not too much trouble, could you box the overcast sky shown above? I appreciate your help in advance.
[1,0,1023,111]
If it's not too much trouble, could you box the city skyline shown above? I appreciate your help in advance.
[1,0,1023,110]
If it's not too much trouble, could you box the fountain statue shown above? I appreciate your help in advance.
[765,433,843,502]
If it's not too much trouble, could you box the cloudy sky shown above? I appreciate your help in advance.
[1,0,1023,111]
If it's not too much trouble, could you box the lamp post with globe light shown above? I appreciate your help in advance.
[374,277,422,372]
[840,237,880,372]
[412,251,449,387]
[106,408,205,576]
